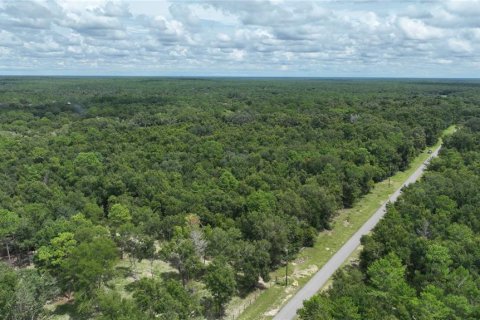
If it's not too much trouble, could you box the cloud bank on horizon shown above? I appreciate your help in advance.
[0,0,479,77]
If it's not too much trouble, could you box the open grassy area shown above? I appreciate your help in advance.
[232,125,456,320]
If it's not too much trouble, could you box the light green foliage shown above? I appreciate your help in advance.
[73,152,103,176]
[0,210,20,262]
[35,229,118,297]
[299,295,361,320]
[367,253,416,317]
[35,232,77,273]
[219,170,239,190]
[31,147,48,162]
[108,204,132,230]
[246,190,276,213]
[298,295,335,320]
[414,285,453,320]
[367,253,412,295]
[0,209,20,238]
[425,243,452,281]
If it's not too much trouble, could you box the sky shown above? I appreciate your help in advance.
[0,0,479,77]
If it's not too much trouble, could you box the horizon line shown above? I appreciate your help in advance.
[1,74,480,80]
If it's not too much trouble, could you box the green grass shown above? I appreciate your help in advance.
[232,126,456,320]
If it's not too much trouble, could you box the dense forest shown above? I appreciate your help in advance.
[299,121,480,319]
[0,77,479,319]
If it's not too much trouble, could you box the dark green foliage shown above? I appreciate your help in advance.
[0,78,478,318]
[299,127,480,319]
[128,278,200,319]
[160,232,203,286]
[204,258,237,315]
[96,290,145,320]
[10,269,59,320]
[63,236,118,294]
[0,263,17,320]
[0,263,58,320]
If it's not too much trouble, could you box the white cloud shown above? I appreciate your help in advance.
[437,58,453,64]
[398,17,444,40]
[230,49,246,61]
[0,0,478,76]
[448,38,473,53]
[217,33,231,42]
[100,1,132,18]
[61,12,122,31]
[445,0,480,17]
[0,30,21,47]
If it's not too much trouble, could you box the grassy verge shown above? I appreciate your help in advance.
[231,125,456,320]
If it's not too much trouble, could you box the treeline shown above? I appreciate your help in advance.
[299,119,480,319]
[0,78,479,319]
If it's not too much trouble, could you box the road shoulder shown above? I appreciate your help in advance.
[232,125,455,320]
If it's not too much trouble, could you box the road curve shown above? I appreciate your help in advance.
[273,145,442,320]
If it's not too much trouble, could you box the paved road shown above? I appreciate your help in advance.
[273,146,442,320]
